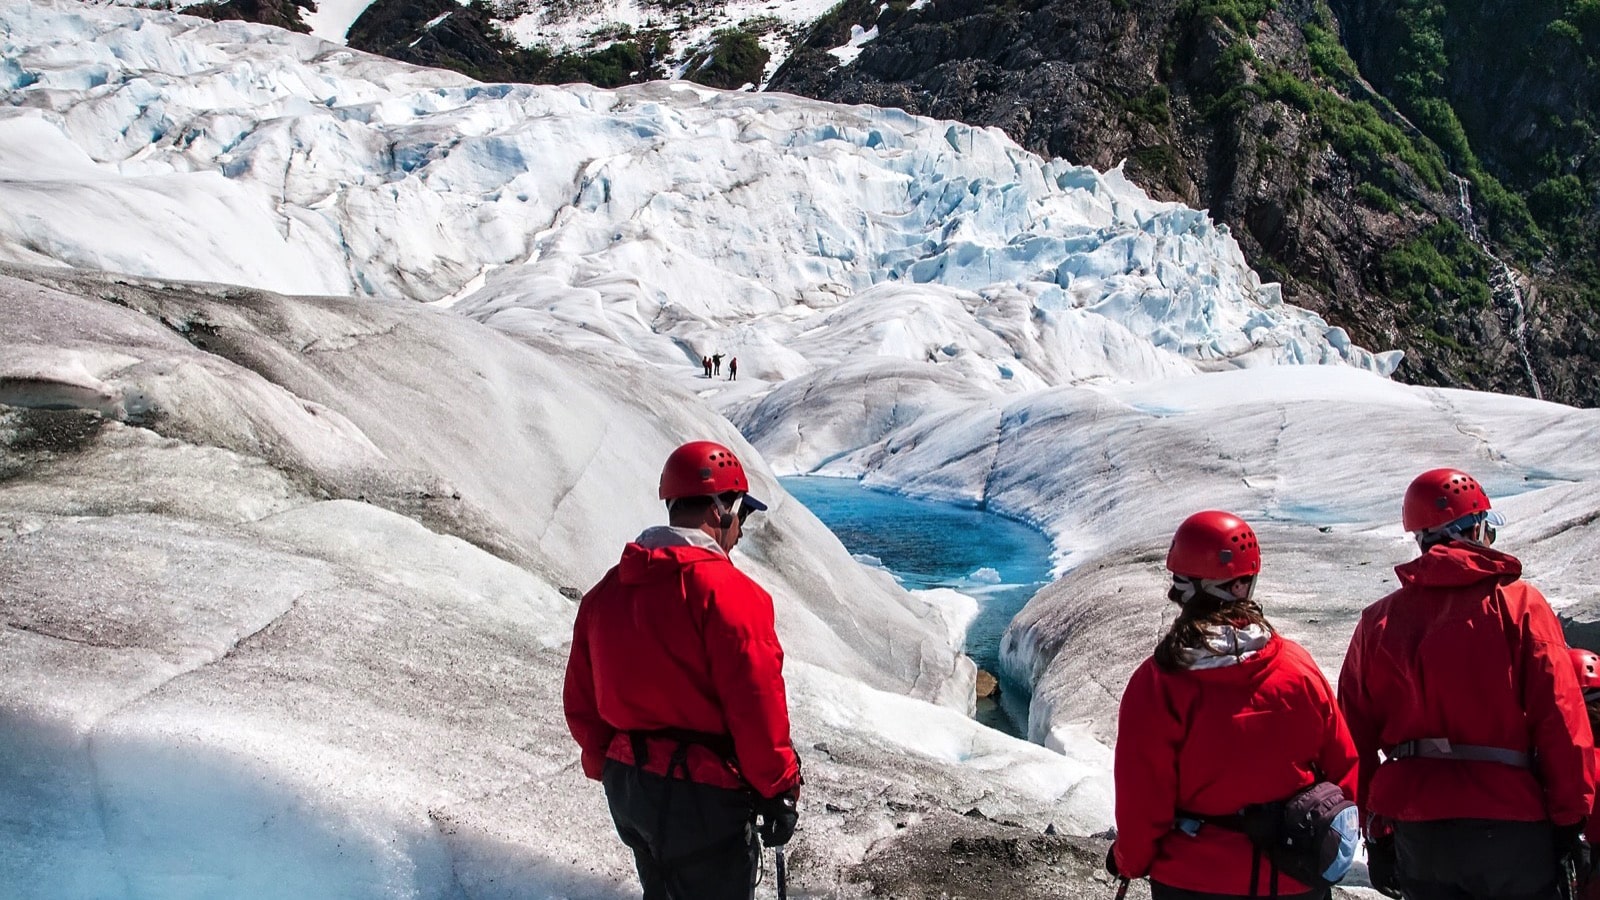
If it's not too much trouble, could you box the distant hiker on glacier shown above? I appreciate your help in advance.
[1109,510,1359,900]
[1340,469,1594,900]
[712,352,723,376]
[727,357,738,381]
[563,440,801,900]
[702,355,713,378]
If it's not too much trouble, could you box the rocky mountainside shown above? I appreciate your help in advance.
[181,0,315,33]
[177,0,1600,405]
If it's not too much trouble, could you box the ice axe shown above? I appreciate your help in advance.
[775,845,788,899]
[1113,877,1130,900]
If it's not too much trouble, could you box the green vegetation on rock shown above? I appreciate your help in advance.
[1380,222,1492,313]
[1185,0,1278,36]
[684,26,771,89]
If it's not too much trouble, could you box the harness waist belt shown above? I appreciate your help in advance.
[625,727,738,770]
[1384,738,1530,767]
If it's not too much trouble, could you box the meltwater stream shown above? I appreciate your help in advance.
[781,477,1053,739]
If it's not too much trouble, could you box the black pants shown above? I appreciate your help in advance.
[1393,818,1560,900]
[1151,881,1327,900]
[602,760,759,900]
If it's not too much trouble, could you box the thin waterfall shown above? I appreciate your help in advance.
[1452,175,1543,399]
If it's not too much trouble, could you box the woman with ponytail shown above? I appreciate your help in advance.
[1107,511,1358,900]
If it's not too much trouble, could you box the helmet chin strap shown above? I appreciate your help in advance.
[710,494,743,550]
[714,494,742,527]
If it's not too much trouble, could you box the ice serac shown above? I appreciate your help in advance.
[2,0,1390,385]
[0,265,1111,897]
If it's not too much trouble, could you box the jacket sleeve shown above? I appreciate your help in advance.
[1113,660,1182,879]
[701,570,801,798]
[562,589,613,781]
[1514,584,1596,825]
[1337,618,1381,821]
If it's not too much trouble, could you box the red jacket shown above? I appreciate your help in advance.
[1338,542,1594,827]
[1114,633,1358,894]
[563,529,801,798]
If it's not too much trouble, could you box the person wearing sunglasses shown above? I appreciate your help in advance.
[1340,468,1594,900]
[564,440,800,900]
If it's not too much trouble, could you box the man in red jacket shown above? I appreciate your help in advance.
[1340,468,1594,900]
[564,440,801,900]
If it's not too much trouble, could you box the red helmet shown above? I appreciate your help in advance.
[1571,648,1600,691]
[1166,511,1261,580]
[659,440,749,500]
[1402,468,1492,532]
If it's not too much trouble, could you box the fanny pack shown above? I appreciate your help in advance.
[1176,781,1359,893]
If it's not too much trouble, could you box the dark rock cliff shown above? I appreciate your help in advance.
[346,0,545,83]
[184,0,315,33]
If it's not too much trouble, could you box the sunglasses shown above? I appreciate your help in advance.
[719,494,755,524]
[732,492,769,523]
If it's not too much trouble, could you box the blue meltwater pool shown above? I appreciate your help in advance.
[780,476,1054,739]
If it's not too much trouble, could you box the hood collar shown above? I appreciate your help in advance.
[634,525,727,556]
[618,527,730,585]
[1396,541,1522,589]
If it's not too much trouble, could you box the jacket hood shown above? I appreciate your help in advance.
[1396,542,1523,589]
[618,526,728,585]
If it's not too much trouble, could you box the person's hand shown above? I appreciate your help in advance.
[1104,843,1120,878]
[1556,822,1591,881]
[757,790,799,847]
[1365,835,1402,899]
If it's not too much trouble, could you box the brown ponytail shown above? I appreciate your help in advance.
[1154,582,1272,671]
